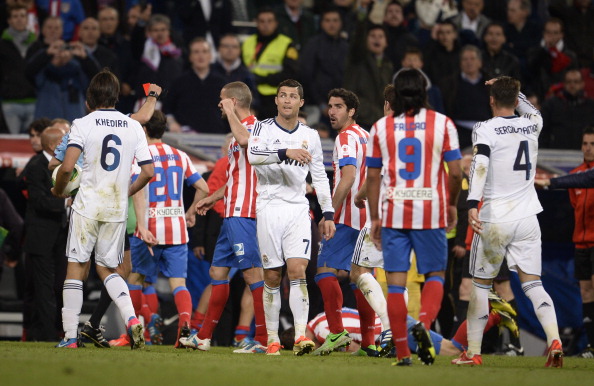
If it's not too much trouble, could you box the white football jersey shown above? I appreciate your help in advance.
[247,118,333,214]
[468,93,543,223]
[69,109,152,222]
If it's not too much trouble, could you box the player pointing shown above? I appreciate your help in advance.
[452,76,562,367]
[52,69,154,349]
[247,79,335,355]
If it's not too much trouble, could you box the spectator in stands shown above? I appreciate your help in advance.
[541,69,594,149]
[481,22,521,80]
[36,0,85,42]
[413,0,458,45]
[382,0,418,71]
[25,16,101,122]
[242,8,298,118]
[400,47,444,114]
[130,13,183,111]
[177,0,234,50]
[344,24,392,129]
[164,38,226,134]
[211,34,259,111]
[78,17,119,78]
[0,187,23,279]
[549,0,594,69]
[97,6,134,113]
[0,4,38,134]
[527,17,578,100]
[439,45,490,149]
[332,0,358,40]
[22,126,68,341]
[447,0,491,45]
[26,117,51,155]
[274,0,316,51]
[299,7,349,122]
[504,0,541,72]
[81,0,127,20]
[423,21,461,85]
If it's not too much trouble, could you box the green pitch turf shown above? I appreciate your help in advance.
[1,342,593,386]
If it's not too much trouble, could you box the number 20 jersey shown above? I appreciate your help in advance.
[366,108,461,230]
[69,109,152,223]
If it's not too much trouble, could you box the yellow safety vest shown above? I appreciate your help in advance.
[242,34,294,96]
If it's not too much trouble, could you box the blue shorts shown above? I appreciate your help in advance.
[381,228,447,274]
[212,217,261,270]
[130,235,188,278]
[317,224,359,271]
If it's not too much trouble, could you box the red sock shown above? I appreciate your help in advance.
[198,282,230,340]
[250,284,268,345]
[453,312,501,349]
[234,325,250,341]
[354,288,376,347]
[129,288,143,317]
[316,275,344,334]
[173,287,192,328]
[143,289,159,313]
[139,294,152,323]
[191,311,205,331]
[388,292,411,360]
[419,278,444,329]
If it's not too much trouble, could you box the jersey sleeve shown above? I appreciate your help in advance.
[67,121,85,150]
[550,169,594,189]
[134,125,152,165]
[443,117,462,162]
[467,123,492,206]
[337,131,358,168]
[247,121,282,164]
[366,123,383,168]
[182,151,202,186]
[516,92,543,135]
[309,131,334,217]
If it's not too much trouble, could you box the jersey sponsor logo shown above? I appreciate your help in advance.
[494,124,538,135]
[281,158,306,167]
[359,137,368,144]
[385,187,433,200]
[394,121,426,131]
[228,144,241,157]
[234,243,245,256]
[148,207,185,218]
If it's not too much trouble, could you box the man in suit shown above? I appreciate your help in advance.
[22,126,69,341]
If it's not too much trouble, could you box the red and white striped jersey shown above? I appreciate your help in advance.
[134,142,202,245]
[332,124,369,230]
[224,115,258,218]
[366,108,461,229]
[307,307,382,344]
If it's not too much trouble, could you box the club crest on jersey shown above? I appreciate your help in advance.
[262,254,269,264]
[233,243,245,256]
[302,140,308,150]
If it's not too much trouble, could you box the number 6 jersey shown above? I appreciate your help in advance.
[467,93,543,223]
[68,109,152,222]
[366,108,461,230]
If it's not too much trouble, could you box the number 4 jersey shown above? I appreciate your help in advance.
[366,108,461,230]
[134,142,202,245]
[68,109,152,223]
[468,93,543,223]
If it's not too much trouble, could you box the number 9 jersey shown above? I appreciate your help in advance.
[366,108,461,230]
[68,108,152,222]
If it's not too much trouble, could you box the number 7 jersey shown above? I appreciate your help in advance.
[366,108,461,229]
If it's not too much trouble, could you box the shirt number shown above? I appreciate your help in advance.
[100,134,121,171]
[149,166,183,202]
[398,137,422,180]
[513,140,532,180]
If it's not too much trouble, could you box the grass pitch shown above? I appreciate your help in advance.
[1,342,593,386]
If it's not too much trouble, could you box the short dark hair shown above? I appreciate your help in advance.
[392,69,428,116]
[257,7,276,19]
[328,88,360,119]
[489,76,521,109]
[384,84,396,111]
[439,20,458,32]
[403,47,423,60]
[277,79,304,99]
[583,126,594,138]
[367,24,386,37]
[321,6,341,18]
[189,36,210,50]
[544,17,564,32]
[8,4,28,16]
[222,81,252,109]
[86,69,120,110]
[144,110,167,139]
[29,117,51,135]
[482,21,505,41]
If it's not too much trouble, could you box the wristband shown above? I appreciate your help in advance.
[147,90,160,100]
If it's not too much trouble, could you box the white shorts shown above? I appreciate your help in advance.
[66,211,126,268]
[351,226,384,268]
[257,204,311,269]
[470,215,541,279]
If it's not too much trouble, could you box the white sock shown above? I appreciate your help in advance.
[264,284,281,344]
[467,281,491,356]
[290,279,309,339]
[62,279,83,339]
[357,272,390,330]
[522,280,560,346]
[104,273,136,325]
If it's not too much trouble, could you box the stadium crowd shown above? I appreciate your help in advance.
[0,0,594,362]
